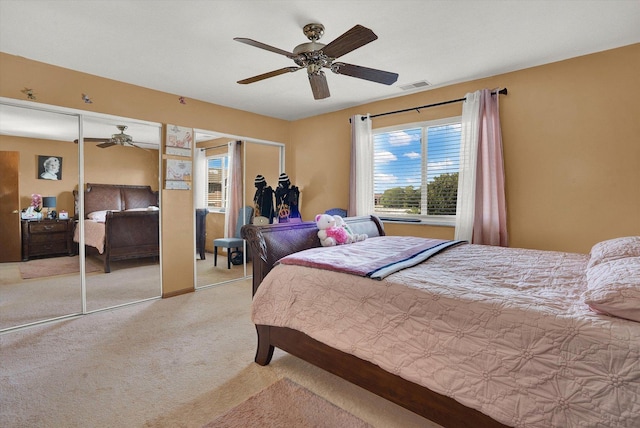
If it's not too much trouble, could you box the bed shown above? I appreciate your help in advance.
[73,183,160,273]
[241,216,640,428]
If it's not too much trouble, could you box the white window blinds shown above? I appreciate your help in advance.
[373,118,461,220]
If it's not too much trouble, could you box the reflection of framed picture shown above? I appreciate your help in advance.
[165,159,192,180]
[165,124,193,157]
[164,159,192,190]
[38,155,63,180]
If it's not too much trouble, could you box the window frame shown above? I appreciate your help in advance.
[372,116,461,226]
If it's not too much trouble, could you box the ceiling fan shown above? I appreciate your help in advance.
[234,23,399,100]
[74,125,146,149]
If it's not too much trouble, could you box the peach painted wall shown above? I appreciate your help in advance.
[289,43,640,254]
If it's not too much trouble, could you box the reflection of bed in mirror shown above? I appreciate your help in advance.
[73,183,159,273]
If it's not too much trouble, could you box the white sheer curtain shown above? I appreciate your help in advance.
[224,140,243,238]
[349,114,374,216]
[193,147,207,209]
[455,89,508,246]
[455,93,481,242]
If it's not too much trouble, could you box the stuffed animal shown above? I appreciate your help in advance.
[315,213,350,247]
[333,215,368,243]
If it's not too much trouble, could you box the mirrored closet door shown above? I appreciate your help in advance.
[0,100,163,331]
[0,103,82,331]
[194,132,284,289]
[82,116,162,312]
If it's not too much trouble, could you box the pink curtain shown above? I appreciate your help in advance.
[473,89,508,246]
[225,140,243,237]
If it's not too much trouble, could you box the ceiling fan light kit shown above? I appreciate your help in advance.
[234,23,399,100]
[108,125,133,146]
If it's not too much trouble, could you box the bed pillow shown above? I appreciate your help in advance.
[87,210,119,222]
[584,256,640,322]
[588,236,640,268]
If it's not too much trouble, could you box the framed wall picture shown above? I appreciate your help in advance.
[165,124,193,157]
[38,155,62,180]
[164,159,192,190]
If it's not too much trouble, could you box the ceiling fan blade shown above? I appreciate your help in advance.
[96,141,117,149]
[233,38,297,58]
[238,67,301,84]
[332,62,399,85]
[309,71,330,100]
[73,137,110,144]
[130,142,150,152]
[322,25,378,59]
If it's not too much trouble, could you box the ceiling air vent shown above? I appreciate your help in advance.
[399,80,431,91]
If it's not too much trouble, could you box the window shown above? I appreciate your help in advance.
[206,155,228,209]
[373,117,461,224]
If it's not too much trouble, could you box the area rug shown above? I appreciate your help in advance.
[203,378,372,428]
[19,256,102,279]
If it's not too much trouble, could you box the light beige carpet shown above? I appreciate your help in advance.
[19,255,102,279]
[1,279,439,428]
[203,378,372,428]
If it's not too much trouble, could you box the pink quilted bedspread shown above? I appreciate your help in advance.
[252,243,640,427]
[73,220,105,254]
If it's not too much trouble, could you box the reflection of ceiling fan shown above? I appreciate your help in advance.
[74,125,146,149]
[234,23,399,100]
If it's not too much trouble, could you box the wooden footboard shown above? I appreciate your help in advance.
[103,210,159,273]
[242,215,509,428]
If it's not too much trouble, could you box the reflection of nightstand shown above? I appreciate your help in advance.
[21,219,74,261]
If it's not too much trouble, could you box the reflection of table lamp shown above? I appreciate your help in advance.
[42,196,57,219]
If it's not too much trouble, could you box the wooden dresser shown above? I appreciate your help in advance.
[21,219,74,261]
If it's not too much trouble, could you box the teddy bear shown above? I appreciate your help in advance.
[315,213,350,247]
[333,215,368,243]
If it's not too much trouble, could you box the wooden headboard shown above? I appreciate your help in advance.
[74,183,159,217]
[241,215,385,295]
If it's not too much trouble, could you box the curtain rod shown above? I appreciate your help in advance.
[200,141,242,151]
[358,87,508,121]
[200,144,226,152]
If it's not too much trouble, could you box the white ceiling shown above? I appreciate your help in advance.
[1,0,639,122]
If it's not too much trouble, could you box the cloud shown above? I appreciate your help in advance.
[375,150,397,164]
[374,172,397,185]
[387,130,417,146]
[428,158,455,172]
[403,151,420,159]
